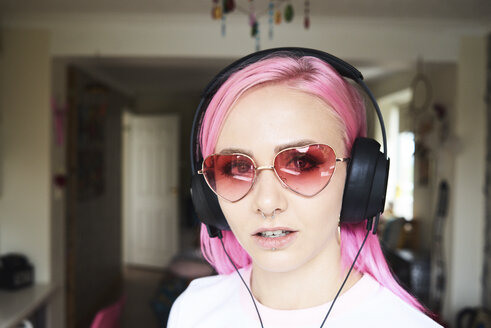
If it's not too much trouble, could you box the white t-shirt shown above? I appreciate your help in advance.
[167,266,442,328]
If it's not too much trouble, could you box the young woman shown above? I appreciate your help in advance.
[168,48,442,327]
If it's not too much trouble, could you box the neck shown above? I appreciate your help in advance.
[250,239,361,310]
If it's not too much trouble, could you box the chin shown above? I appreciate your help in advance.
[250,249,306,273]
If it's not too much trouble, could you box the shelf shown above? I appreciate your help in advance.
[0,283,56,328]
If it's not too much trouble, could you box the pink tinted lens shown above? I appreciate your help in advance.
[202,154,255,202]
[274,144,337,196]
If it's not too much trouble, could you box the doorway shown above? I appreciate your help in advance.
[122,112,180,268]
[65,65,131,327]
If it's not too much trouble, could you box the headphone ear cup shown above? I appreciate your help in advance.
[340,138,389,223]
[191,174,230,231]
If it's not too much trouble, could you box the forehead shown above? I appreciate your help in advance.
[215,84,346,157]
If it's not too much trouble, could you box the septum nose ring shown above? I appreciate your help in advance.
[258,209,278,251]
[259,209,276,220]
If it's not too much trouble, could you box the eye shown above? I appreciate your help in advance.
[233,161,253,174]
[221,158,254,176]
[285,154,319,171]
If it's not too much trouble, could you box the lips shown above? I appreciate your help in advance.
[252,226,297,235]
[252,227,298,250]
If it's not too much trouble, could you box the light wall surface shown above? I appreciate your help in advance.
[0,28,52,283]
[3,13,490,61]
[446,36,487,319]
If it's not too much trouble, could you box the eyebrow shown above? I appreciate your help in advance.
[217,139,318,157]
[273,139,318,153]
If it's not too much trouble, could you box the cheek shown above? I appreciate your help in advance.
[303,195,341,236]
[318,166,347,212]
[302,166,347,231]
[218,200,251,241]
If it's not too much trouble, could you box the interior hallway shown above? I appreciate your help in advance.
[122,266,163,328]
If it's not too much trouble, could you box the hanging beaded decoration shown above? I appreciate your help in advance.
[284,2,294,23]
[221,12,226,36]
[223,0,236,13]
[275,4,282,25]
[211,0,221,20]
[249,0,256,34]
[209,0,310,50]
[255,21,260,51]
[268,0,274,40]
[304,0,310,29]
[221,0,234,36]
[248,0,261,49]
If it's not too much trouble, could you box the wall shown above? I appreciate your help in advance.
[445,36,487,321]
[4,14,489,62]
[485,34,491,310]
[0,28,52,283]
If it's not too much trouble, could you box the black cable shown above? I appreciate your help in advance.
[319,225,371,328]
[219,237,264,328]
[219,218,374,328]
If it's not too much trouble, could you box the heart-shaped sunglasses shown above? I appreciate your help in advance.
[198,143,350,202]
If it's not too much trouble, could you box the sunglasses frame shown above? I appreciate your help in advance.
[198,143,350,202]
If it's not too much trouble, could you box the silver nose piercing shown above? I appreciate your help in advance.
[259,209,276,219]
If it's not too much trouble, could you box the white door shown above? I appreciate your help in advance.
[124,113,179,268]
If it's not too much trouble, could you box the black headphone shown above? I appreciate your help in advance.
[190,47,389,238]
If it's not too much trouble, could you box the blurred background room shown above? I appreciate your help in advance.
[0,1,490,327]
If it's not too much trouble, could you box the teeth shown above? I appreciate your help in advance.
[260,230,290,238]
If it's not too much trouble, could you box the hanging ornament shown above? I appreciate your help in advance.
[212,5,222,19]
[248,0,255,26]
[223,0,235,14]
[275,8,282,24]
[255,22,261,51]
[304,16,310,29]
[251,20,258,37]
[284,3,294,23]
[221,13,226,36]
[52,98,67,147]
[208,0,309,50]
[249,12,257,27]
[304,0,310,29]
[268,0,274,40]
[211,0,219,20]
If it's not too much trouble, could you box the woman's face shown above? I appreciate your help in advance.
[215,84,348,273]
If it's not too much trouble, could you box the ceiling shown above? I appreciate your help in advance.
[1,0,490,20]
[68,56,411,99]
[70,57,235,97]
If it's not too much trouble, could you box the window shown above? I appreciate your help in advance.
[375,88,414,220]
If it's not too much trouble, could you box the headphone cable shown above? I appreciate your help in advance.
[218,216,375,328]
[318,224,371,327]
[219,237,265,328]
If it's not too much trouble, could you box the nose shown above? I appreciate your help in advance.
[251,166,287,217]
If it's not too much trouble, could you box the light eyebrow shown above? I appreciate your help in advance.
[217,147,254,157]
[217,139,318,157]
[274,139,317,153]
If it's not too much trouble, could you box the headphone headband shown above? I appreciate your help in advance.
[191,47,386,174]
[201,47,363,98]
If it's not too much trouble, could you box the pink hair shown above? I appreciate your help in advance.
[198,54,428,314]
